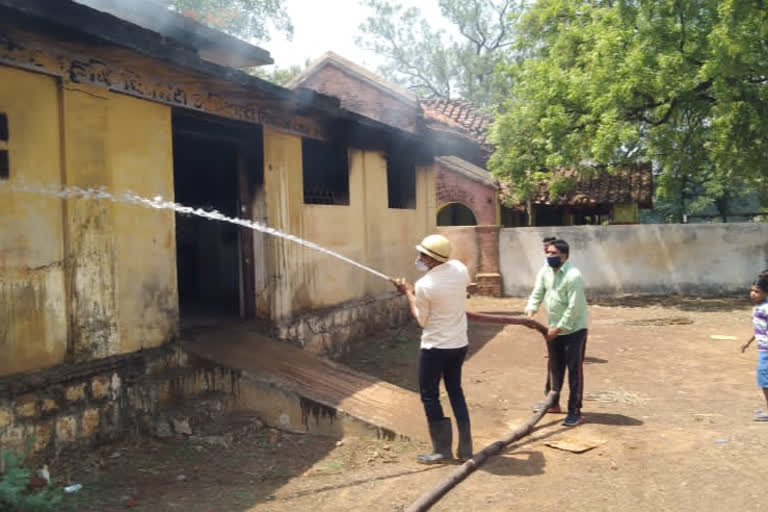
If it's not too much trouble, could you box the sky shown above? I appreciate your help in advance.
[260,0,456,72]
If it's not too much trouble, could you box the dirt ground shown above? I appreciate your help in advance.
[46,295,768,511]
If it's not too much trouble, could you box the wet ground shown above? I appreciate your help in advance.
[41,295,768,511]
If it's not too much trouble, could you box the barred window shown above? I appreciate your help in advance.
[302,138,349,205]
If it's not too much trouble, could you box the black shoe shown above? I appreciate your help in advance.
[456,420,472,461]
[417,418,453,464]
[562,412,583,427]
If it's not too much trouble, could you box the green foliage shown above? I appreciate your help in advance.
[249,63,305,86]
[357,0,523,105]
[489,0,768,216]
[168,0,293,41]
[0,449,63,512]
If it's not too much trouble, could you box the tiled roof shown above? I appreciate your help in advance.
[421,99,493,146]
[500,165,653,208]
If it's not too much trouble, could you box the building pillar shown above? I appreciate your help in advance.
[474,225,502,297]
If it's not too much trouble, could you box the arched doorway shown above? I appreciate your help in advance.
[437,203,478,226]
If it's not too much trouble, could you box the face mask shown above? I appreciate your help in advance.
[415,256,429,272]
[547,255,562,268]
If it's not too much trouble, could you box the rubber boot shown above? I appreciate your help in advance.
[456,420,473,461]
[417,418,453,464]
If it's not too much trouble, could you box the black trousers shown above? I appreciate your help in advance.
[546,329,587,414]
[419,346,470,424]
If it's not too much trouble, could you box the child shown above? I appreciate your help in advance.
[742,272,768,421]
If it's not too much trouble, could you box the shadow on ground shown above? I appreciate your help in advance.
[337,323,422,391]
[273,465,444,502]
[338,320,505,392]
[583,412,644,426]
[57,413,345,511]
[590,295,747,312]
[482,450,546,477]
[56,412,429,512]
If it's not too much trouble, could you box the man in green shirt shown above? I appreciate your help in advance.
[525,239,588,427]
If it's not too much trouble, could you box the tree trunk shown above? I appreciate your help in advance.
[526,198,533,226]
[715,194,729,223]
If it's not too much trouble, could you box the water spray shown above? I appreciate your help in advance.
[2,182,556,510]
[1,183,397,283]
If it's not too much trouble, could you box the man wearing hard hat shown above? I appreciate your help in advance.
[393,234,472,464]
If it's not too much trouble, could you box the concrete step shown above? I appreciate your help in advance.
[182,324,425,441]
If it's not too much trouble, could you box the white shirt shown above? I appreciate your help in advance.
[753,300,768,351]
[414,259,470,349]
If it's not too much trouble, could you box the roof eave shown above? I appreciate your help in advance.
[1,1,444,153]
[72,0,273,66]
[1,0,313,102]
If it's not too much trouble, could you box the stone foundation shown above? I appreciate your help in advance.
[275,293,412,355]
[0,344,241,456]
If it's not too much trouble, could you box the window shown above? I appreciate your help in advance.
[386,154,416,209]
[0,152,7,180]
[302,138,349,205]
[0,113,7,141]
[0,113,7,180]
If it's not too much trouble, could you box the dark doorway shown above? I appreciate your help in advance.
[172,112,262,327]
[437,203,478,226]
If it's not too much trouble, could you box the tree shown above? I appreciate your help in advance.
[489,0,768,220]
[357,0,523,105]
[168,0,293,41]
[249,63,305,86]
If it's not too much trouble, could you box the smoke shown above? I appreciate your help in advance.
[71,0,274,68]
[72,0,180,40]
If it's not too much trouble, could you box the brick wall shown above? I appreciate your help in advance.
[474,225,502,296]
[299,66,422,135]
[436,162,497,225]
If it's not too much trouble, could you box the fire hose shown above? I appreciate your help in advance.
[410,308,553,511]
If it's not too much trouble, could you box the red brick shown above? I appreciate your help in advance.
[299,66,422,135]
[436,163,497,225]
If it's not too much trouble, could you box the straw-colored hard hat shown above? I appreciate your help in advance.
[416,234,452,263]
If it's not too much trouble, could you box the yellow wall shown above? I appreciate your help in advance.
[362,152,436,297]
[0,67,68,376]
[60,83,178,361]
[300,148,367,308]
[60,82,119,361]
[2,62,435,372]
[263,127,435,320]
[263,128,306,319]
[109,93,178,353]
[0,66,178,376]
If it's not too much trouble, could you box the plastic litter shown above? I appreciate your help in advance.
[64,483,82,494]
